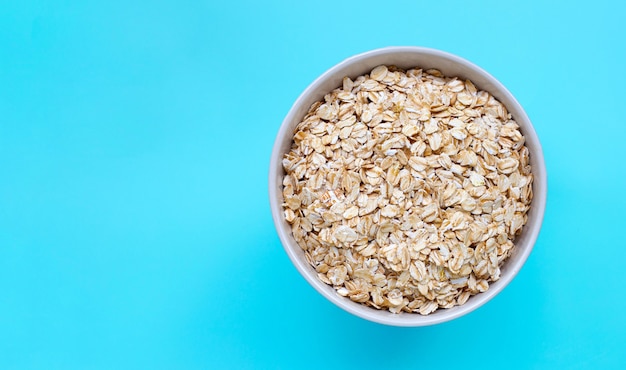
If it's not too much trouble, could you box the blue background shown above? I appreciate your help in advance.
[1,0,625,368]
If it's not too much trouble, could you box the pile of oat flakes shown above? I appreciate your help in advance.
[282,65,533,315]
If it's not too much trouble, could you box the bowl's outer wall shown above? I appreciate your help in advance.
[269,47,547,326]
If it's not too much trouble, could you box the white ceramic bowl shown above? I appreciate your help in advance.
[269,46,546,326]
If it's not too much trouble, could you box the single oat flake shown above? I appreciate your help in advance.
[281,65,533,315]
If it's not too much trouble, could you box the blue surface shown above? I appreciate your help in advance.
[1,0,625,368]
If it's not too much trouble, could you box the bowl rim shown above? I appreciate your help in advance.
[269,46,547,326]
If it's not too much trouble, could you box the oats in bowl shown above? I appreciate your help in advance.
[269,47,546,326]
[281,65,533,315]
